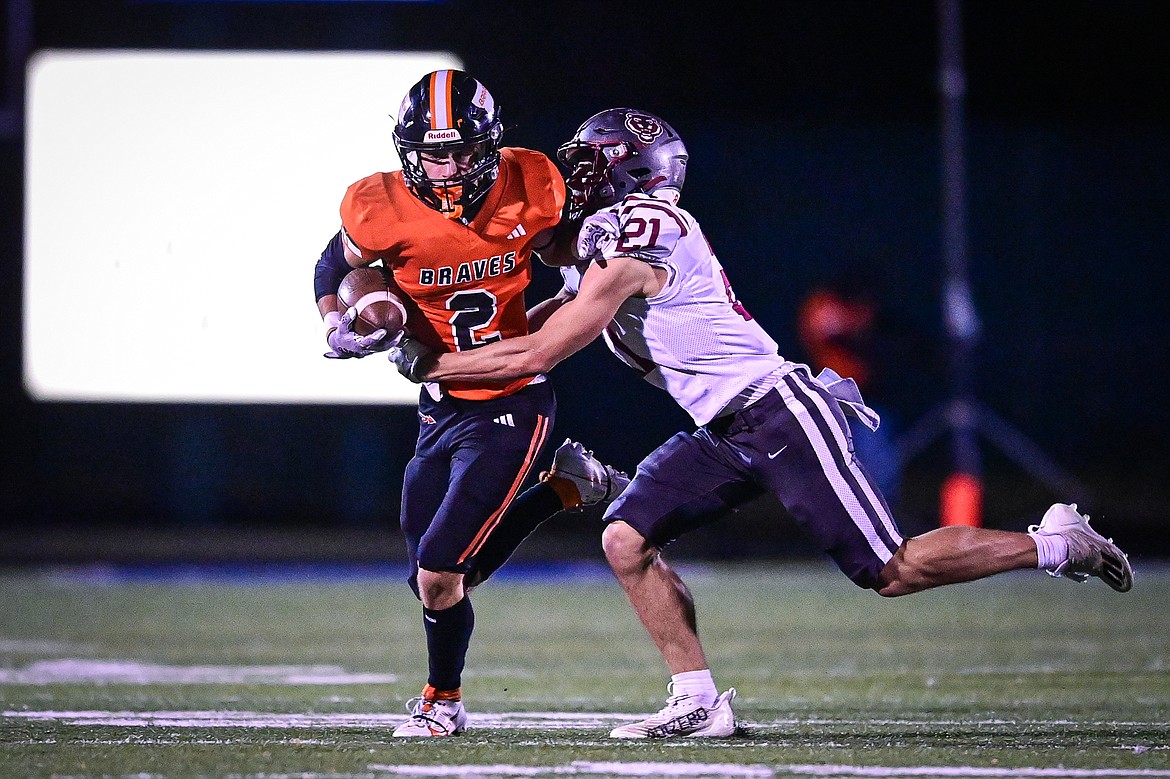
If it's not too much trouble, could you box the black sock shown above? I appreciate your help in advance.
[423,595,475,692]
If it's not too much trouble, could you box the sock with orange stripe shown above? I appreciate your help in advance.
[421,683,461,702]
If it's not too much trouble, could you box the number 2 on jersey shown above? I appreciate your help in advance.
[447,289,501,351]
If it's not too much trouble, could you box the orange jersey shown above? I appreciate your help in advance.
[340,148,566,400]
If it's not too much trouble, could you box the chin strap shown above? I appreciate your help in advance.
[434,184,465,219]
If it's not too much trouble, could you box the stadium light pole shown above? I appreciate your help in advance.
[935,0,984,526]
[895,0,1090,526]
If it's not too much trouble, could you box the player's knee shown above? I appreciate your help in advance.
[876,568,919,597]
[415,567,463,609]
[602,521,653,574]
[876,541,936,597]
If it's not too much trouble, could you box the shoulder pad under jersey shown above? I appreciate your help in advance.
[597,194,689,263]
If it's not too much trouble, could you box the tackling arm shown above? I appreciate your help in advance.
[527,283,577,332]
[417,257,659,383]
[530,218,584,267]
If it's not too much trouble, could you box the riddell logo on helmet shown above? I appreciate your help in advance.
[424,129,460,143]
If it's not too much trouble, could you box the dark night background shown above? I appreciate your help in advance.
[1,1,1167,565]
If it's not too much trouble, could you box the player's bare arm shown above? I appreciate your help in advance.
[420,256,663,383]
[530,223,583,267]
[527,284,577,332]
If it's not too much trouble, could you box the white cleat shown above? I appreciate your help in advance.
[540,439,630,509]
[1028,502,1134,593]
[610,684,737,739]
[391,693,468,737]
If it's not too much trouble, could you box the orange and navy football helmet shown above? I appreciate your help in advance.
[393,69,505,215]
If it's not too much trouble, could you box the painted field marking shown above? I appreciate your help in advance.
[0,658,396,685]
[368,764,1170,778]
[5,709,1169,734]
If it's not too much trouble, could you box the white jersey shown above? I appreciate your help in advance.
[561,193,785,426]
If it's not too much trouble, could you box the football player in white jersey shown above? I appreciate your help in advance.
[388,107,1134,739]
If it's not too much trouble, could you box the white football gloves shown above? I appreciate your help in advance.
[386,336,434,383]
[323,307,394,359]
[573,211,621,261]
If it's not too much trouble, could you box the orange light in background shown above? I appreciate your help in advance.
[940,471,982,527]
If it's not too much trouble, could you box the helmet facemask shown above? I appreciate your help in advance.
[557,108,688,219]
[395,136,502,217]
[557,143,623,219]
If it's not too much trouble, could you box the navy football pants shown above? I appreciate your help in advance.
[400,381,556,593]
[604,367,904,590]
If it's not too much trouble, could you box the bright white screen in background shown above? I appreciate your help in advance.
[24,50,462,403]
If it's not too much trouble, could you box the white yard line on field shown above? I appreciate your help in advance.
[1,709,637,728]
[368,764,1170,778]
[370,764,774,776]
[5,709,1170,733]
[4,712,1167,778]
[772,768,1170,777]
[0,658,396,685]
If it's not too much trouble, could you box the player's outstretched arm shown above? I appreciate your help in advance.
[530,203,588,267]
[421,257,656,383]
[527,285,577,332]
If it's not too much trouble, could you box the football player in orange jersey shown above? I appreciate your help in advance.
[312,70,627,737]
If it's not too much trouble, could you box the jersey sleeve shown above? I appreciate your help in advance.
[506,147,567,233]
[339,172,397,259]
[596,195,688,264]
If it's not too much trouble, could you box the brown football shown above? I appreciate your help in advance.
[337,267,407,337]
